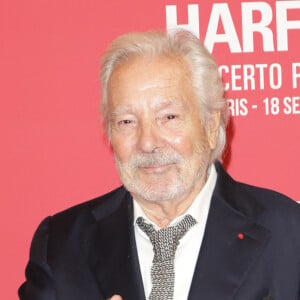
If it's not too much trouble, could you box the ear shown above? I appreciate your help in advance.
[205,111,221,150]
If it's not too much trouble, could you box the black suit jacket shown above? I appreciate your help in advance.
[19,163,300,300]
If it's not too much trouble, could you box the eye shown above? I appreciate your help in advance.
[158,113,181,126]
[166,114,177,120]
[116,118,137,130]
[119,119,132,125]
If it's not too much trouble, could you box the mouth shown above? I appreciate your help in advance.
[139,163,175,173]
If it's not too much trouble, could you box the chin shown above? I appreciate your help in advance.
[128,180,186,203]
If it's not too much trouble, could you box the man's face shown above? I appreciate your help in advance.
[107,55,219,204]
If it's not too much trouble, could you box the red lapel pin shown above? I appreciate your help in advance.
[237,233,244,240]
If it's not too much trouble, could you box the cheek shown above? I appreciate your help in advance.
[111,135,135,162]
[165,130,195,156]
[168,122,209,157]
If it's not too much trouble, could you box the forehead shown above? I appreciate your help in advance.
[107,55,195,108]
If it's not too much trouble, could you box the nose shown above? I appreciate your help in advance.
[137,120,163,153]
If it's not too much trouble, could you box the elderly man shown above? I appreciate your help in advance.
[19,30,300,300]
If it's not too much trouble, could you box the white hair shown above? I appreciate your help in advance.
[100,29,229,162]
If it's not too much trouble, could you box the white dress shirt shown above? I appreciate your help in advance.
[133,164,217,300]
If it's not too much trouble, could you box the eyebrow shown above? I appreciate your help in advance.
[110,106,134,117]
[150,98,182,110]
[110,98,183,118]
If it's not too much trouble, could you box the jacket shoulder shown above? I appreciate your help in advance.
[215,162,300,223]
[34,186,129,247]
[52,185,128,220]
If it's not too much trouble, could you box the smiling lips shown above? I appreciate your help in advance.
[139,163,175,173]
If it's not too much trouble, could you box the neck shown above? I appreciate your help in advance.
[139,200,194,228]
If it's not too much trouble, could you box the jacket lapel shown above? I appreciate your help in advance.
[188,164,271,300]
[79,165,272,300]
[81,189,145,300]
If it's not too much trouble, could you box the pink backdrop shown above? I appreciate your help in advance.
[1,1,299,299]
